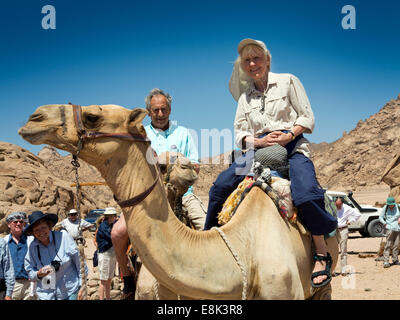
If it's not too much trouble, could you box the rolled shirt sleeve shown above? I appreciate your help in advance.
[234,94,254,148]
[379,205,387,225]
[80,219,93,230]
[289,75,315,133]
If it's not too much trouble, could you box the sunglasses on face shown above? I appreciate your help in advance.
[11,220,25,225]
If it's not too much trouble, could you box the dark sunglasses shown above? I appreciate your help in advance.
[12,220,25,224]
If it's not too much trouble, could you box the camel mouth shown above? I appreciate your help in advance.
[18,126,51,145]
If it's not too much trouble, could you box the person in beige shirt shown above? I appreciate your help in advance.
[204,38,337,289]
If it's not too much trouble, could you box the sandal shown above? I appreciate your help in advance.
[311,252,332,288]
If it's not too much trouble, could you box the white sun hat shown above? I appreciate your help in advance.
[103,207,117,215]
[237,38,268,54]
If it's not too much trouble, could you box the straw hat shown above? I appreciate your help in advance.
[103,207,117,215]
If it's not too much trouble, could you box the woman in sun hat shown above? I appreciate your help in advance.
[204,38,338,289]
[96,207,118,300]
[379,197,400,268]
[24,211,88,300]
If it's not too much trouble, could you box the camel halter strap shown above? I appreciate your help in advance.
[70,103,151,151]
[69,102,158,209]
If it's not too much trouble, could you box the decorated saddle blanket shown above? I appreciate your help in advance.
[218,176,295,226]
[217,175,337,238]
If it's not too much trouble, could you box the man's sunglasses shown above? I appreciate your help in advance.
[11,220,25,224]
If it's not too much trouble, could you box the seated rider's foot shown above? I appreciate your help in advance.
[312,259,328,285]
[311,252,332,288]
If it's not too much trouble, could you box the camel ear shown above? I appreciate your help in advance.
[128,108,148,133]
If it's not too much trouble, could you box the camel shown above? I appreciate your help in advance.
[19,103,338,300]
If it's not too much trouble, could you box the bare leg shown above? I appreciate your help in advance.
[99,280,112,300]
[111,215,131,277]
[99,280,105,300]
[111,214,136,299]
[312,235,329,285]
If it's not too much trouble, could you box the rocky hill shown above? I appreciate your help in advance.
[311,94,400,191]
[0,142,116,234]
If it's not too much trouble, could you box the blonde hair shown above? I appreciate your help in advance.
[229,41,273,101]
[237,44,271,73]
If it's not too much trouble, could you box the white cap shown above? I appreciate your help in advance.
[104,207,117,215]
[68,209,78,214]
[237,38,268,54]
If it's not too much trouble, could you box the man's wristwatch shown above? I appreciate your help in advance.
[288,130,295,140]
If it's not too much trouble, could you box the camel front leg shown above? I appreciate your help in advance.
[135,264,182,300]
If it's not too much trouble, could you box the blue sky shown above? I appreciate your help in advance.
[1,0,399,157]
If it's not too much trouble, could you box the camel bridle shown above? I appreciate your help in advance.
[69,103,159,209]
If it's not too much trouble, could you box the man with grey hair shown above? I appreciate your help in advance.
[4,212,35,300]
[111,88,206,299]
[143,88,206,229]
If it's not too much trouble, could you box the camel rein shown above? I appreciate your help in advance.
[69,103,159,209]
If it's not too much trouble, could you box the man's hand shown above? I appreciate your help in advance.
[193,163,200,174]
[4,296,12,300]
[37,266,52,278]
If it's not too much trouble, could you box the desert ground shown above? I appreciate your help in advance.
[330,185,400,300]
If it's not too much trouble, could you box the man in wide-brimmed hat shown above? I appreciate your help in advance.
[379,197,400,268]
[24,211,87,300]
[59,209,93,244]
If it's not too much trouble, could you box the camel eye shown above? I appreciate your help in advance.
[84,114,101,128]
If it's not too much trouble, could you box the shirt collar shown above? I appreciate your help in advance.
[149,121,177,136]
[7,233,27,244]
[248,72,278,96]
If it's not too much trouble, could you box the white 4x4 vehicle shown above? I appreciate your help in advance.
[325,190,384,237]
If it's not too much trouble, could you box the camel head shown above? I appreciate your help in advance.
[157,151,198,196]
[18,104,149,165]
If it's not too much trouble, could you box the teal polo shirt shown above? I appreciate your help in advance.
[145,121,199,195]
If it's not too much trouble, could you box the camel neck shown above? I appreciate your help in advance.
[99,141,245,299]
